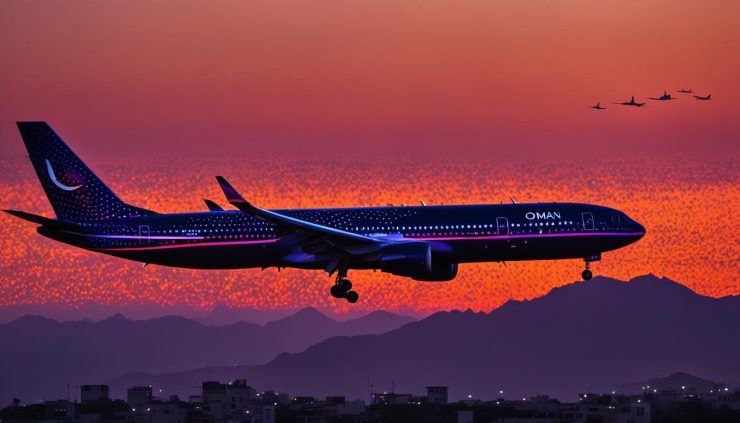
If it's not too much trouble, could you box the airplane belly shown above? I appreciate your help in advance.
[451,233,637,263]
[96,242,288,270]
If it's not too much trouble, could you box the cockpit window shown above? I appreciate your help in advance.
[611,215,621,224]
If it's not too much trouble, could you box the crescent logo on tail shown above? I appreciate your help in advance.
[45,159,82,191]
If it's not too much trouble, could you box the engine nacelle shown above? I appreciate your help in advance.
[378,242,458,282]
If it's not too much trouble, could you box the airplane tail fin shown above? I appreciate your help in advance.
[15,122,155,222]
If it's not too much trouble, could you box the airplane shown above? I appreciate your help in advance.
[648,91,676,101]
[589,102,606,110]
[693,94,711,100]
[615,96,646,107]
[5,122,646,303]
[677,89,693,94]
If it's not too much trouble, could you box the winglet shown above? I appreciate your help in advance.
[215,176,253,209]
[203,199,224,212]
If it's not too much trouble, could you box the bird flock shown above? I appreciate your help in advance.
[590,89,711,110]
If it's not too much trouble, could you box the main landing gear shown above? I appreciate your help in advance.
[581,254,600,281]
[330,269,359,303]
[582,263,593,281]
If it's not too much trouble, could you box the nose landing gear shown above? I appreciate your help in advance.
[330,269,359,303]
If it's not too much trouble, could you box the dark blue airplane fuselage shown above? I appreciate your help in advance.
[38,202,644,271]
[9,122,645,297]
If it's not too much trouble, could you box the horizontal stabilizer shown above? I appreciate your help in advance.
[203,199,224,212]
[3,210,81,231]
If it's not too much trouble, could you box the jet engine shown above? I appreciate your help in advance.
[377,242,458,282]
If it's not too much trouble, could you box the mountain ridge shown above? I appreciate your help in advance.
[0,307,415,404]
[107,274,740,401]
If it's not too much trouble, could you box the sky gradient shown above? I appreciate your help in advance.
[1,1,739,159]
[1,1,738,314]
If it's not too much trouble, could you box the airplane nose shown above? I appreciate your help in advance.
[634,220,646,239]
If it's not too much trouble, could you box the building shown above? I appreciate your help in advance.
[370,392,416,405]
[457,409,474,423]
[148,402,187,423]
[201,379,258,421]
[427,386,449,405]
[127,386,153,412]
[315,396,366,416]
[80,385,109,404]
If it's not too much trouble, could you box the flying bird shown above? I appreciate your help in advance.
[589,102,606,110]
[615,96,646,107]
[648,91,676,101]
[693,94,711,100]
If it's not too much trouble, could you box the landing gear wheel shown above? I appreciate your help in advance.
[345,291,359,303]
[338,279,352,291]
[330,284,346,298]
[582,269,593,281]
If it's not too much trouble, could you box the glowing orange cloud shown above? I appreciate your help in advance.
[0,156,737,314]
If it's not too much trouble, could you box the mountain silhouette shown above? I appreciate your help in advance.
[108,275,740,401]
[198,304,299,325]
[0,308,414,404]
[617,371,722,394]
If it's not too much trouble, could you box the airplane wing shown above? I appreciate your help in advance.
[215,176,386,254]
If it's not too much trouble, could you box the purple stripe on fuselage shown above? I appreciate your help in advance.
[93,231,641,252]
[95,239,278,251]
[82,234,203,240]
[59,230,204,241]
[412,231,644,242]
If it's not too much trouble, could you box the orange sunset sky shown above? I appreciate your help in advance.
[0,1,738,314]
